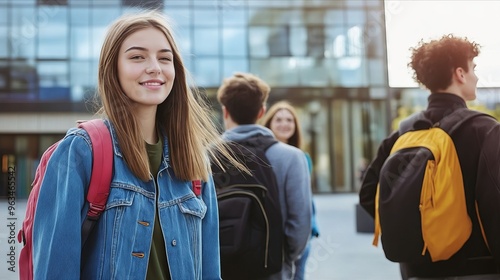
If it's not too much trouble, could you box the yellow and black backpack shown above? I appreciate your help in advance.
[373,108,490,263]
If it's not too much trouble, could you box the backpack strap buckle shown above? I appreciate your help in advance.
[87,203,106,220]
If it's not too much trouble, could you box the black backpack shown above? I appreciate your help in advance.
[374,109,492,263]
[211,134,284,279]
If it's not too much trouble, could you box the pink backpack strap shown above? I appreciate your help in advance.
[192,180,202,196]
[78,119,113,245]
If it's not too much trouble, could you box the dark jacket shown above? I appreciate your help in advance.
[359,93,500,277]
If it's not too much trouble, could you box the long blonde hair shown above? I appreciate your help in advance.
[260,101,303,149]
[98,11,244,181]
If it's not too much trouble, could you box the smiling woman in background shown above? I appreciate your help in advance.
[260,100,320,280]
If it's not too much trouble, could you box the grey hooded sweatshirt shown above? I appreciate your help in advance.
[222,124,313,279]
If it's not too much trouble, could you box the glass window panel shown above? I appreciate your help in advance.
[366,0,382,8]
[346,0,365,8]
[9,61,37,98]
[37,7,68,58]
[0,26,7,58]
[193,0,230,7]
[193,58,220,87]
[249,58,300,87]
[164,0,189,7]
[324,9,344,25]
[336,58,368,87]
[0,7,6,24]
[221,7,246,26]
[267,26,291,56]
[222,28,246,56]
[165,8,190,26]
[298,58,329,87]
[304,0,343,8]
[91,26,107,60]
[90,58,98,87]
[290,27,307,57]
[70,60,91,101]
[324,59,341,85]
[303,9,327,26]
[91,0,119,5]
[68,0,90,6]
[324,26,346,58]
[346,25,364,56]
[248,9,301,26]
[92,8,120,26]
[249,27,270,57]
[193,28,219,56]
[175,26,192,58]
[70,9,90,58]
[70,8,89,25]
[193,8,219,26]
[0,61,7,91]
[123,0,164,9]
[11,7,36,59]
[37,61,70,100]
[368,58,385,86]
[346,9,366,25]
[222,58,248,78]
[247,1,300,8]
[307,26,326,58]
[14,0,36,4]
[38,0,68,4]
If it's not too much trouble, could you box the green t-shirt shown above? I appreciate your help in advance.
[145,137,171,280]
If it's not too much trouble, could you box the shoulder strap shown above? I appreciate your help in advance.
[398,112,431,135]
[78,119,113,246]
[437,108,488,135]
[399,108,490,136]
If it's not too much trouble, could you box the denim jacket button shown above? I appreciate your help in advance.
[171,239,177,246]
[138,221,150,226]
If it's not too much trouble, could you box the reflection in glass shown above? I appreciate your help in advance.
[70,60,92,102]
[222,59,248,79]
[222,28,247,56]
[37,61,69,100]
[249,27,270,57]
[37,6,68,58]
[193,28,219,56]
[250,58,299,87]
[193,58,220,87]
[11,7,36,59]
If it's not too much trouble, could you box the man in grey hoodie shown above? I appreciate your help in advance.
[216,72,313,280]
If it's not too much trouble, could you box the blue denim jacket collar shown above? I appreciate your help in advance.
[104,119,171,169]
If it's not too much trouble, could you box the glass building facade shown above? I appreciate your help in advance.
[0,0,391,197]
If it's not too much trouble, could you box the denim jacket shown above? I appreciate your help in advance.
[33,120,221,280]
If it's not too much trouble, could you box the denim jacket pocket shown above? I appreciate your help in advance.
[178,196,207,219]
[105,184,135,209]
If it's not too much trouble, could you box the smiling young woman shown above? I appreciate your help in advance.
[31,10,245,280]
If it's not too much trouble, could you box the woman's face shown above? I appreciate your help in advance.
[269,109,295,143]
[117,27,175,111]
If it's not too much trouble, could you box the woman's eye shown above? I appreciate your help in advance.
[130,55,143,60]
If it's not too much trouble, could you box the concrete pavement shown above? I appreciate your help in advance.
[306,193,400,280]
[0,193,401,280]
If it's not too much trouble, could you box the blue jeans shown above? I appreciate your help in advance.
[293,241,311,280]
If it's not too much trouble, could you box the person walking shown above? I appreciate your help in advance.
[216,72,312,279]
[359,34,500,279]
[31,11,244,280]
[260,100,320,280]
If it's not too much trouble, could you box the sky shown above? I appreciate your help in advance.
[384,0,500,88]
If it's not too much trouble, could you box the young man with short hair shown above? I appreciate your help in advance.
[359,35,500,279]
[216,72,312,280]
